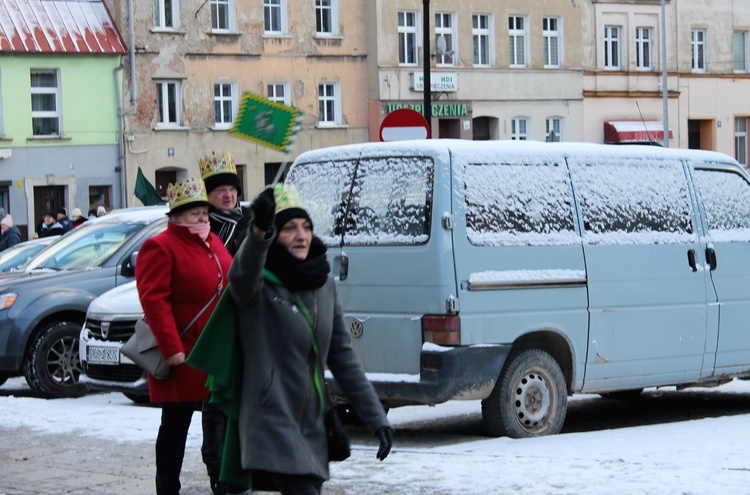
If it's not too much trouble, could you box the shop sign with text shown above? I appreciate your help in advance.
[412,72,458,92]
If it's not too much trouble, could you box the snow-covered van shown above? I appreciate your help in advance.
[284,139,750,438]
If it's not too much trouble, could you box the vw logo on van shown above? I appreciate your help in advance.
[348,319,364,339]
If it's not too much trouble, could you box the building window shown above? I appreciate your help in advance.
[318,82,340,126]
[30,69,61,137]
[546,117,563,142]
[214,82,237,128]
[511,118,528,140]
[89,186,111,210]
[692,29,706,72]
[398,11,418,65]
[635,27,652,70]
[211,0,233,32]
[472,14,491,67]
[434,12,455,66]
[267,82,291,106]
[264,0,286,34]
[316,0,338,36]
[736,117,748,166]
[734,31,748,72]
[509,15,527,67]
[604,25,621,70]
[543,17,560,68]
[154,0,179,30]
[156,80,181,127]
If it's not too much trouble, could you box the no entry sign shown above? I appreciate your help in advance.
[379,108,431,142]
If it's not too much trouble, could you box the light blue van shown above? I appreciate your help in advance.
[285,140,750,438]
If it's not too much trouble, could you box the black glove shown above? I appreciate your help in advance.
[375,426,393,461]
[250,187,276,231]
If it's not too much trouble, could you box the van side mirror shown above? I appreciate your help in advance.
[122,251,138,277]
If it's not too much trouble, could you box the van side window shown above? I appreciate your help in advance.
[464,162,578,246]
[571,160,694,244]
[288,157,434,246]
[694,169,750,241]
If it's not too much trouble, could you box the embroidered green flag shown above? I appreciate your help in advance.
[230,92,303,153]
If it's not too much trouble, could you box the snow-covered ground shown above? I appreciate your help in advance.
[1,376,750,494]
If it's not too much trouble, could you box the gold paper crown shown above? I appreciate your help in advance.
[167,177,208,212]
[199,151,236,180]
[273,184,306,214]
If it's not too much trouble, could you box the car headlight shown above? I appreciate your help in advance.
[0,292,17,310]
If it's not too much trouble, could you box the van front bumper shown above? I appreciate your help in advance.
[330,344,512,407]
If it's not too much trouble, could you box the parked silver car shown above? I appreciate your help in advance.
[0,206,167,398]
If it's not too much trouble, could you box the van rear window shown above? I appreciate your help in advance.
[464,162,578,246]
[287,156,434,246]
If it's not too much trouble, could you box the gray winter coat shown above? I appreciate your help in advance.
[229,231,389,480]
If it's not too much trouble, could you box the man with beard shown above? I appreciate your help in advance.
[198,150,252,495]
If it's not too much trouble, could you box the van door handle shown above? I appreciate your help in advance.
[705,247,717,271]
[687,249,697,272]
[339,253,349,281]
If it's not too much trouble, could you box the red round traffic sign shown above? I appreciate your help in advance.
[379,108,431,142]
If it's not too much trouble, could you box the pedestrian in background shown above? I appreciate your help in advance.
[136,177,232,495]
[97,206,107,217]
[39,212,64,238]
[0,215,20,251]
[71,208,86,227]
[56,208,73,233]
[227,185,393,494]
[87,208,98,219]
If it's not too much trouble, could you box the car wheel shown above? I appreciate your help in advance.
[23,321,88,399]
[482,348,567,438]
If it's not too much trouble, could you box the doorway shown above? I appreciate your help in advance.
[438,119,461,139]
[688,119,715,151]
[33,186,65,235]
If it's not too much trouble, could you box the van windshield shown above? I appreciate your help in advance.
[287,156,434,246]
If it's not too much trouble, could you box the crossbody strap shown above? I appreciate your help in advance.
[179,253,224,337]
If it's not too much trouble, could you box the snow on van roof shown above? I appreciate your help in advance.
[292,139,740,167]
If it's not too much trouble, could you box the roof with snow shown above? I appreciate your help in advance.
[0,0,126,55]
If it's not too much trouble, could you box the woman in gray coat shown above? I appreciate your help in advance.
[228,185,392,495]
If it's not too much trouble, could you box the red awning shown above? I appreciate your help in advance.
[604,121,673,144]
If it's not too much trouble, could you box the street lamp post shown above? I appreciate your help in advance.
[423,0,432,137]
[661,0,669,147]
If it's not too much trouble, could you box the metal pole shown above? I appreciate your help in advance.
[661,0,669,148]
[423,0,432,137]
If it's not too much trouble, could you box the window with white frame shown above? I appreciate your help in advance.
[472,14,491,67]
[316,0,338,36]
[156,80,182,127]
[509,16,527,67]
[511,118,528,140]
[267,82,291,106]
[318,82,340,126]
[264,0,287,34]
[635,27,652,70]
[736,117,748,166]
[691,29,706,72]
[398,11,418,65]
[211,0,234,32]
[31,69,61,137]
[434,12,455,65]
[214,82,237,128]
[546,117,563,142]
[733,31,748,72]
[154,0,179,30]
[604,25,621,70]
[543,17,560,68]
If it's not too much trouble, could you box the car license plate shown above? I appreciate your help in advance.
[87,346,121,365]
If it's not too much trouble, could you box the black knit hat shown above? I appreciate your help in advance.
[204,173,242,196]
[273,185,313,232]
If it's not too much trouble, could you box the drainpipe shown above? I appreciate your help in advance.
[115,0,138,208]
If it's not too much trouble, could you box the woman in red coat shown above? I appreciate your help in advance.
[136,177,233,495]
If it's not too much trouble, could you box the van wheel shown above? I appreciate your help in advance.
[482,349,567,438]
[23,321,88,399]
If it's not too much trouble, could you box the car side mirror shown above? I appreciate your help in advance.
[121,251,138,277]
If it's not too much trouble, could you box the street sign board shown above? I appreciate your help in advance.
[379,108,431,142]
